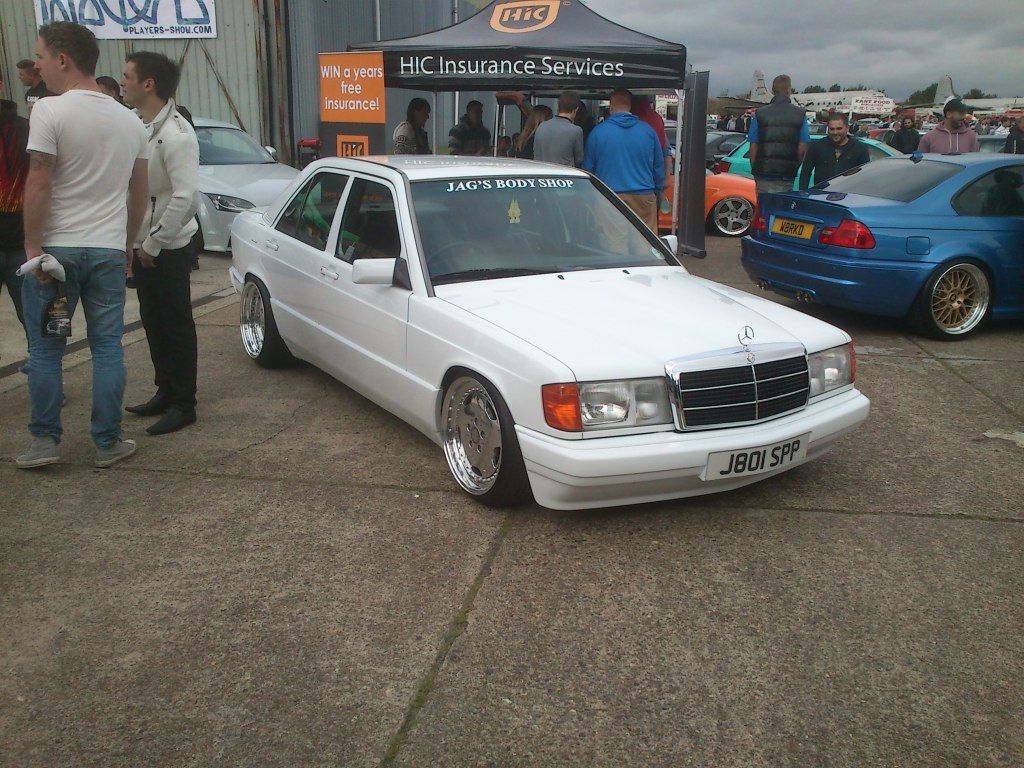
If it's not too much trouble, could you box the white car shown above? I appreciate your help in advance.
[229,156,869,510]
[194,118,299,252]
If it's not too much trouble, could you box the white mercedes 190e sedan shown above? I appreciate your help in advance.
[229,156,869,510]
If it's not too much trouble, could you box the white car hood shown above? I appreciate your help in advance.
[435,267,848,381]
[198,162,299,206]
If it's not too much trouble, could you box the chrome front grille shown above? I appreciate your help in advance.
[667,345,809,430]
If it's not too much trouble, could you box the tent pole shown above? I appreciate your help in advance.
[432,92,438,154]
[494,101,501,157]
[671,88,684,241]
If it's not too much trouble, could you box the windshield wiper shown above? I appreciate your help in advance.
[431,267,558,285]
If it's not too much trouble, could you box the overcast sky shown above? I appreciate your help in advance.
[583,0,1024,101]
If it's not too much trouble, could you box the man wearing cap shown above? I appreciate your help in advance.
[919,99,979,154]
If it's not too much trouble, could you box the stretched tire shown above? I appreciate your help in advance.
[239,279,296,368]
[707,196,754,237]
[912,260,991,339]
[441,372,532,508]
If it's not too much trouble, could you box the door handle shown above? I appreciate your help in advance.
[320,265,340,280]
[265,239,279,251]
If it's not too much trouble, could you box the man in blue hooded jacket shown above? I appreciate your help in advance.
[583,89,665,232]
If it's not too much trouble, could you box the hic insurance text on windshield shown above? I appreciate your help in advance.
[399,55,625,78]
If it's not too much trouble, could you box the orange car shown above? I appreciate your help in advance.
[658,170,757,237]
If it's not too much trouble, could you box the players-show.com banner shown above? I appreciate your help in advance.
[319,52,386,158]
[34,0,217,39]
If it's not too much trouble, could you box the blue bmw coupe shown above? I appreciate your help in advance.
[741,154,1024,338]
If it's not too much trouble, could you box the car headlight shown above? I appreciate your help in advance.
[542,378,673,432]
[207,193,255,213]
[808,343,855,399]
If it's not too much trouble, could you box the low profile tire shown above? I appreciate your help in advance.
[441,373,532,508]
[707,196,754,237]
[912,260,992,339]
[239,279,295,368]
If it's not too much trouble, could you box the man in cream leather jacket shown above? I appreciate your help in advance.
[121,51,201,435]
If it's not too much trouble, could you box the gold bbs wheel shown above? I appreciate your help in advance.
[928,263,990,336]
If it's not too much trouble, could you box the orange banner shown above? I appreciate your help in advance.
[319,52,385,124]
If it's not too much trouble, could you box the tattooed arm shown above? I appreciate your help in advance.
[23,150,55,280]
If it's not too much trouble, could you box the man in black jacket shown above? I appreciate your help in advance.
[798,114,870,191]
[0,71,30,343]
[887,115,921,154]
[749,74,809,194]
[1004,117,1024,155]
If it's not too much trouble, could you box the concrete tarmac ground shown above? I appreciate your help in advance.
[1,240,1022,767]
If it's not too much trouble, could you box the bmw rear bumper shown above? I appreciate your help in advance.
[516,389,870,511]
[741,236,930,318]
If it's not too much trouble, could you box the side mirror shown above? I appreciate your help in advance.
[660,234,678,255]
[264,146,278,160]
[352,257,398,285]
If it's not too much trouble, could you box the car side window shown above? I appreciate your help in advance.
[275,178,315,239]
[953,167,1024,217]
[336,178,402,262]
[280,173,348,250]
[867,145,887,162]
[720,136,744,154]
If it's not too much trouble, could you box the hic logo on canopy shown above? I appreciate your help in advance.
[490,0,561,33]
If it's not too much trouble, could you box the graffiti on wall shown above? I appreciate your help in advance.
[35,1,218,39]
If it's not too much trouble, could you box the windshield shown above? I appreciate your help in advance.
[411,176,673,285]
[812,158,961,202]
[196,126,273,165]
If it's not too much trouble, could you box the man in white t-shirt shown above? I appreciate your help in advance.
[16,22,149,470]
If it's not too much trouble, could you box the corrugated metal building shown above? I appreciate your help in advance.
[0,1,276,142]
[0,1,498,163]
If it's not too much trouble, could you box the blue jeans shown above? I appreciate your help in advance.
[21,247,127,447]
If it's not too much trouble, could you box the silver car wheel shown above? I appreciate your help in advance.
[443,376,503,495]
[712,197,754,236]
[240,282,266,359]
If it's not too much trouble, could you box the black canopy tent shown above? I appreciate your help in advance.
[347,0,703,254]
[349,0,685,92]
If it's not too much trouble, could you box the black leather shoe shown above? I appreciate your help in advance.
[126,393,170,416]
[146,407,196,436]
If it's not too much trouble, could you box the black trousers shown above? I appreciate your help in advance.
[133,245,198,409]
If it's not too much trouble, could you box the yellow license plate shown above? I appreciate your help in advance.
[772,217,813,240]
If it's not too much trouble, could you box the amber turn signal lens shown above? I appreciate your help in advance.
[542,383,583,432]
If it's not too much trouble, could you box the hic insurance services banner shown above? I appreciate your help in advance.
[34,1,217,39]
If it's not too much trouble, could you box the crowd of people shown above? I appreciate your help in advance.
[740,74,1024,195]
[391,88,671,231]
[1,21,202,470]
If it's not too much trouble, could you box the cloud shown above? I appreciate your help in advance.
[583,0,1024,100]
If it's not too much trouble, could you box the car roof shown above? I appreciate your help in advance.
[193,117,240,130]
[310,155,590,182]
[913,152,1022,167]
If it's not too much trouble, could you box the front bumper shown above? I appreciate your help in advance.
[517,388,869,510]
[741,237,929,318]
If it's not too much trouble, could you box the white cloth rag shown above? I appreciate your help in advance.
[17,254,66,282]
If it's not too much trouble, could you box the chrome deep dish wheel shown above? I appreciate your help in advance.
[443,377,503,495]
[929,263,990,336]
[711,197,754,236]
[240,281,266,359]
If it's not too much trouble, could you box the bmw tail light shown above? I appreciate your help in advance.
[716,160,731,174]
[751,209,767,234]
[818,219,875,249]
[542,383,582,432]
